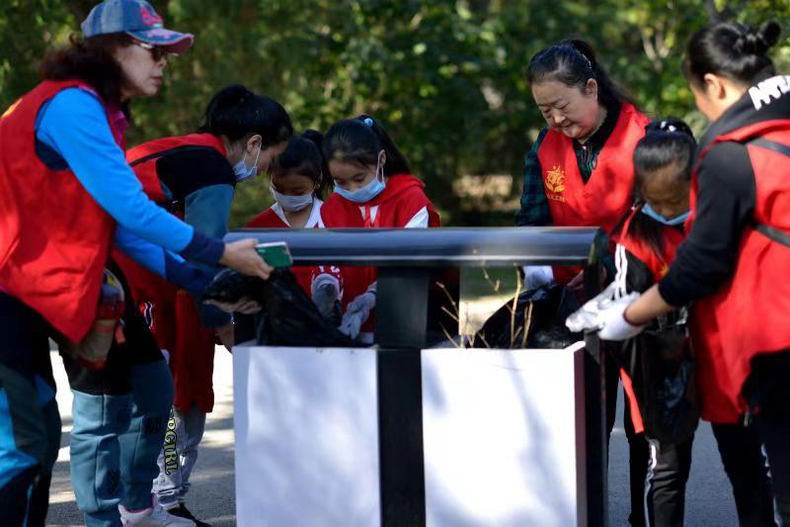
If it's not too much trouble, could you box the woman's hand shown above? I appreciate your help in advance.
[204,297,262,314]
[220,239,272,280]
[216,323,234,353]
[597,294,645,341]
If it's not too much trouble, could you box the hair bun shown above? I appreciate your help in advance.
[735,21,781,55]
[757,20,782,50]
[214,85,252,106]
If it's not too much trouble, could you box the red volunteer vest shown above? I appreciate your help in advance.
[321,175,441,326]
[127,133,227,202]
[537,103,649,284]
[115,133,227,413]
[246,205,322,295]
[611,209,687,433]
[0,80,125,342]
[687,120,790,422]
[611,209,686,282]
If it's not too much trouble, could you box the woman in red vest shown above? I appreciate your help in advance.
[319,115,441,343]
[247,130,332,304]
[602,21,790,525]
[0,2,269,525]
[117,85,292,524]
[607,118,775,526]
[518,39,650,289]
[518,39,652,526]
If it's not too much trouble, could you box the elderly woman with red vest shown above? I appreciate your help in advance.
[117,84,292,524]
[0,1,269,525]
[516,39,651,526]
[600,21,790,525]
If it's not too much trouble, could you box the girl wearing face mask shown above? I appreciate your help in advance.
[319,115,441,343]
[606,119,700,527]
[600,21,790,525]
[0,1,272,524]
[114,84,292,523]
[247,130,331,298]
[517,39,650,292]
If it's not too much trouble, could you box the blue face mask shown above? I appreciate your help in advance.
[641,203,690,226]
[270,186,314,212]
[333,159,386,203]
[232,142,262,182]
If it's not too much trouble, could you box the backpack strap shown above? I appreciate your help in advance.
[744,137,790,248]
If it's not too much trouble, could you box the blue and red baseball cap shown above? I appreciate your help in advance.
[81,0,194,54]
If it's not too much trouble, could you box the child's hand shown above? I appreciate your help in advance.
[567,270,585,292]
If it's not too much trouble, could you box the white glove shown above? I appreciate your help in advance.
[597,295,645,341]
[339,291,376,339]
[522,265,554,289]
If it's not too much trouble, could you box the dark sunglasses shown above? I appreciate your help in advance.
[133,41,168,62]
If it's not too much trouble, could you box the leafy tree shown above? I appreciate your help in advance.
[2,0,788,227]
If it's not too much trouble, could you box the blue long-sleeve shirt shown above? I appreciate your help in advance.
[114,226,213,295]
[34,87,224,265]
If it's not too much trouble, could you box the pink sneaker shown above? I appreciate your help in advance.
[118,495,195,526]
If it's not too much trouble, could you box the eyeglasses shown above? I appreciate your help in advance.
[133,41,168,62]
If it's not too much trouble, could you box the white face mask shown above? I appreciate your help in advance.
[232,142,262,182]
[270,186,314,212]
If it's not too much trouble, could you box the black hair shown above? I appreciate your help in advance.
[684,21,781,87]
[197,84,293,147]
[526,39,636,109]
[612,118,696,261]
[322,115,411,178]
[633,119,697,182]
[39,33,133,115]
[271,129,331,198]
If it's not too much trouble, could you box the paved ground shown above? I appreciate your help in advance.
[47,349,237,526]
[47,347,738,526]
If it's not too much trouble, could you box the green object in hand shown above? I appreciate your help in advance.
[255,242,293,268]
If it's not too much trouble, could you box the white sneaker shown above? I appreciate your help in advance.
[118,495,195,526]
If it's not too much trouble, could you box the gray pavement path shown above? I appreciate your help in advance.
[47,349,738,526]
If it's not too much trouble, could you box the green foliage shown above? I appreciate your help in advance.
[2,0,789,227]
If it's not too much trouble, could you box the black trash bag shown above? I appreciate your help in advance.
[203,268,363,347]
[607,249,699,445]
[476,284,582,349]
[611,322,698,445]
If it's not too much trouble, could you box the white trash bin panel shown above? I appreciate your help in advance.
[234,346,381,527]
[421,343,587,527]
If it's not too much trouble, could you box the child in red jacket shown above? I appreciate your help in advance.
[319,115,440,343]
[247,131,332,301]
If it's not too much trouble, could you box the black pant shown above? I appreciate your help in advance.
[0,293,61,527]
[712,422,777,527]
[643,436,694,527]
[750,350,790,526]
[607,358,694,527]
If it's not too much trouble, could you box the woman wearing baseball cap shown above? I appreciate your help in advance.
[0,1,269,525]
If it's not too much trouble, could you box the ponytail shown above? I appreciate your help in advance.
[526,39,636,109]
[684,21,781,87]
[322,115,411,178]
